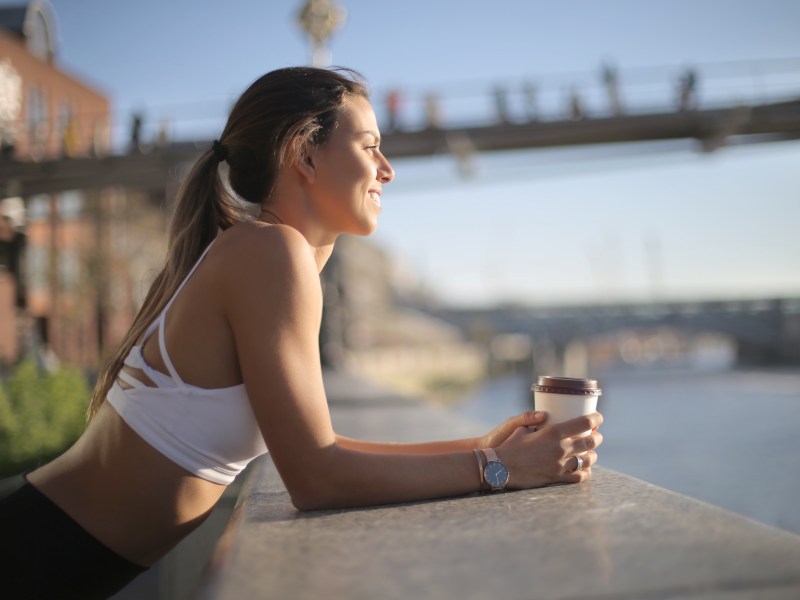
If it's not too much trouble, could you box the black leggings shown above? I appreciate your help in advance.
[0,474,147,600]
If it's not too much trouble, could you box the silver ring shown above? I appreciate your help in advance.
[572,455,584,472]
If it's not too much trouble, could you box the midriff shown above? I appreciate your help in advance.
[26,401,227,566]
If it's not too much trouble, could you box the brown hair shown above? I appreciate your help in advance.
[87,67,368,420]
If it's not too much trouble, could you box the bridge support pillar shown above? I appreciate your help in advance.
[530,338,560,378]
[531,337,591,379]
[736,340,781,366]
[563,339,590,378]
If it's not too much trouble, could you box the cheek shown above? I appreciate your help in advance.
[329,163,372,196]
[314,148,374,198]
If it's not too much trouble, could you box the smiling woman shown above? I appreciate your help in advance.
[295,94,393,236]
[0,66,603,599]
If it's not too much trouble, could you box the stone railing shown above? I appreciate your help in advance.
[188,371,800,600]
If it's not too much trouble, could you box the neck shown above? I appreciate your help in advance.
[258,207,337,273]
[310,242,336,273]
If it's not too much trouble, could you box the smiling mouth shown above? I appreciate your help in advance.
[369,191,381,206]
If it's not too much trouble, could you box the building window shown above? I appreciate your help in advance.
[60,191,83,221]
[26,86,49,158]
[27,195,49,221]
[26,243,47,292]
[59,249,80,291]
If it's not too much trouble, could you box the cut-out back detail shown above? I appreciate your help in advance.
[117,365,155,391]
[107,240,267,485]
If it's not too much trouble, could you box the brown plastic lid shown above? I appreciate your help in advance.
[531,376,602,396]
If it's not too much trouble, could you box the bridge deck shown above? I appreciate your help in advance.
[3,98,799,196]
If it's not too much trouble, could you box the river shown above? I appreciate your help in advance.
[454,365,800,535]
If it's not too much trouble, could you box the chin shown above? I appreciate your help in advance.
[347,218,379,237]
[353,224,378,237]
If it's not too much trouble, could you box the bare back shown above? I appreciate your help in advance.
[28,223,272,565]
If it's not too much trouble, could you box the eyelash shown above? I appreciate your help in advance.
[365,145,379,151]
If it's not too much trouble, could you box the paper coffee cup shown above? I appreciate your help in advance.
[532,376,602,437]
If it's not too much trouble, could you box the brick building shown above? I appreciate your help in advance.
[0,1,110,160]
[0,1,166,369]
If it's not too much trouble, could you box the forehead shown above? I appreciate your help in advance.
[334,95,379,135]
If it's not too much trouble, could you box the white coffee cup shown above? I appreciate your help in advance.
[532,376,602,437]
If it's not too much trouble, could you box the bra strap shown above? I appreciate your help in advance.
[158,316,184,385]
[151,240,217,387]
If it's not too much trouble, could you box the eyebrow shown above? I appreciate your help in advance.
[358,130,381,142]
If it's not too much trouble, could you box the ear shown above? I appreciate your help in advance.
[293,139,317,184]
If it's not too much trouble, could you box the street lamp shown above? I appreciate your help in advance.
[297,0,347,67]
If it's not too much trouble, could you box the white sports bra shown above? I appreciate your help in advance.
[107,241,267,485]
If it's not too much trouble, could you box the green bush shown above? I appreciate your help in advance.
[0,359,89,477]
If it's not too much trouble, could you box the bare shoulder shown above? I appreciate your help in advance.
[217,222,318,282]
[215,222,321,315]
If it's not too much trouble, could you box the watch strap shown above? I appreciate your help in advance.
[483,447,500,463]
[473,449,489,492]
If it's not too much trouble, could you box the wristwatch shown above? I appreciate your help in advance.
[480,448,510,492]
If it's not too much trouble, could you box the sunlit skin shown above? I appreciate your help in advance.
[260,95,394,263]
[27,95,602,567]
[294,95,394,240]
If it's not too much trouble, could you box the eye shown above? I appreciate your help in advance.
[364,144,379,151]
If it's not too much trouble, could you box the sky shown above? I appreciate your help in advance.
[8,0,800,307]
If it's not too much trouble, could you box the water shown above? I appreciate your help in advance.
[454,366,800,535]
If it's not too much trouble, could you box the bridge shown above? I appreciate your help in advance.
[2,58,799,197]
[424,296,800,370]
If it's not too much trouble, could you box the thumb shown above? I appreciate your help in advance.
[513,410,547,427]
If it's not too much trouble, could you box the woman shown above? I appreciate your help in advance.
[0,67,602,598]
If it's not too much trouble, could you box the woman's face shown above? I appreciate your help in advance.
[305,95,394,236]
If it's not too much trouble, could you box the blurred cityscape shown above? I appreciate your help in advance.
[1,0,799,404]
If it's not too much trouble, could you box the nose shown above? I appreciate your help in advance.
[378,153,395,184]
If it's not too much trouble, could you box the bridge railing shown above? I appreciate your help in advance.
[3,58,798,160]
[379,57,800,131]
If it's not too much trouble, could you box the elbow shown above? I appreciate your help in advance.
[283,456,347,512]
[289,491,331,512]
[287,477,342,512]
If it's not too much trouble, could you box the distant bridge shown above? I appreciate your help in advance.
[2,58,799,197]
[2,98,799,197]
[427,297,800,367]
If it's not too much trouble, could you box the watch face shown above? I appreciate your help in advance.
[484,461,509,489]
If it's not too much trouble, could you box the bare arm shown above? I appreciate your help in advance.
[222,226,600,511]
[334,407,549,455]
[334,435,478,455]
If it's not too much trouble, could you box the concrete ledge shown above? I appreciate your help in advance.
[196,372,800,600]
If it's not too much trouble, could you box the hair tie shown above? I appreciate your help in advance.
[212,139,228,163]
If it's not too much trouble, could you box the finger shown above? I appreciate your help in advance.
[577,450,598,469]
[563,450,597,474]
[503,411,547,433]
[512,410,547,427]
[567,431,603,455]
[560,467,592,484]
[555,412,603,438]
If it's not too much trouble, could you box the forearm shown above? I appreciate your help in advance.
[334,434,479,455]
[291,444,482,510]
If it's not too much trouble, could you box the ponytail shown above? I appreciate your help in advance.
[87,150,248,421]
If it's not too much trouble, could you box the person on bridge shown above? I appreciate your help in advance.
[0,66,603,598]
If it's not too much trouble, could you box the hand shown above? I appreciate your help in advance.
[495,412,604,489]
[477,410,548,450]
